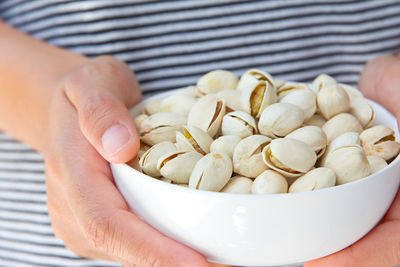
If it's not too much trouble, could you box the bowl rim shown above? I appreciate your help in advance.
[117,86,400,200]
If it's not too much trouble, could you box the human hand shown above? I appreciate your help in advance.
[44,56,211,267]
[305,53,400,267]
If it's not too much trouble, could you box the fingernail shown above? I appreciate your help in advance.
[102,124,131,155]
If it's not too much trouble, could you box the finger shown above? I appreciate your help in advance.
[63,56,141,163]
[304,220,400,267]
[58,98,209,267]
[358,54,400,118]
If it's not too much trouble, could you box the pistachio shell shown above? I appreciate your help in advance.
[360,125,400,160]
[233,135,271,178]
[277,83,311,100]
[303,114,327,128]
[217,89,243,112]
[143,99,162,115]
[318,132,361,167]
[237,69,275,92]
[367,155,388,174]
[176,85,197,97]
[280,89,317,120]
[196,70,238,95]
[324,146,371,185]
[134,114,149,129]
[251,170,288,194]
[157,151,203,183]
[240,80,277,118]
[159,177,173,184]
[258,103,304,138]
[325,132,361,154]
[312,74,337,93]
[317,83,350,120]
[274,79,286,90]
[138,142,151,159]
[176,125,213,155]
[285,126,327,158]
[187,94,226,137]
[221,176,253,194]
[339,83,363,100]
[262,138,317,178]
[210,135,241,159]
[349,98,375,128]
[322,113,363,143]
[140,112,187,145]
[159,94,197,116]
[221,111,258,138]
[288,167,336,193]
[189,152,233,191]
[139,141,177,177]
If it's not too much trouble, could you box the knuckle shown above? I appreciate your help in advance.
[85,213,111,252]
[81,95,115,129]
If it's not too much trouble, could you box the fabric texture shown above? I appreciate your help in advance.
[0,0,400,266]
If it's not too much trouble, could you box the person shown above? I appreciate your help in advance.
[0,1,399,266]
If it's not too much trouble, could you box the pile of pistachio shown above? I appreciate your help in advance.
[132,69,400,194]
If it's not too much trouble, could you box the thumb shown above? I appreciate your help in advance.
[63,56,141,163]
[358,54,400,118]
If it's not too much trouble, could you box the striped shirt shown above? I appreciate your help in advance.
[0,0,399,266]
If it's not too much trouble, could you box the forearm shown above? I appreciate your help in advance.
[0,22,88,152]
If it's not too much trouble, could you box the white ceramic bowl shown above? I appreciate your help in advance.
[111,90,400,266]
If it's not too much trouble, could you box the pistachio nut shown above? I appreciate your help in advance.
[367,155,388,174]
[258,103,304,138]
[140,112,187,145]
[143,99,162,115]
[360,125,400,161]
[312,74,337,93]
[187,94,226,137]
[251,170,288,194]
[134,114,149,129]
[240,80,277,118]
[210,135,241,159]
[339,83,363,100]
[288,167,336,193]
[317,83,350,120]
[277,83,311,100]
[303,114,327,128]
[196,70,238,95]
[279,89,317,120]
[138,141,177,177]
[217,89,243,112]
[322,113,363,143]
[285,126,328,158]
[349,97,375,128]
[176,125,213,155]
[262,138,317,178]
[237,69,275,92]
[159,94,197,116]
[189,152,233,191]
[157,150,203,184]
[233,135,272,178]
[323,145,371,185]
[221,111,258,138]
[221,176,253,194]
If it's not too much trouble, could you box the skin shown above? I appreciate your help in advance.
[0,20,400,266]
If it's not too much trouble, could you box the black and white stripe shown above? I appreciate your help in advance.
[0,0,399,266]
